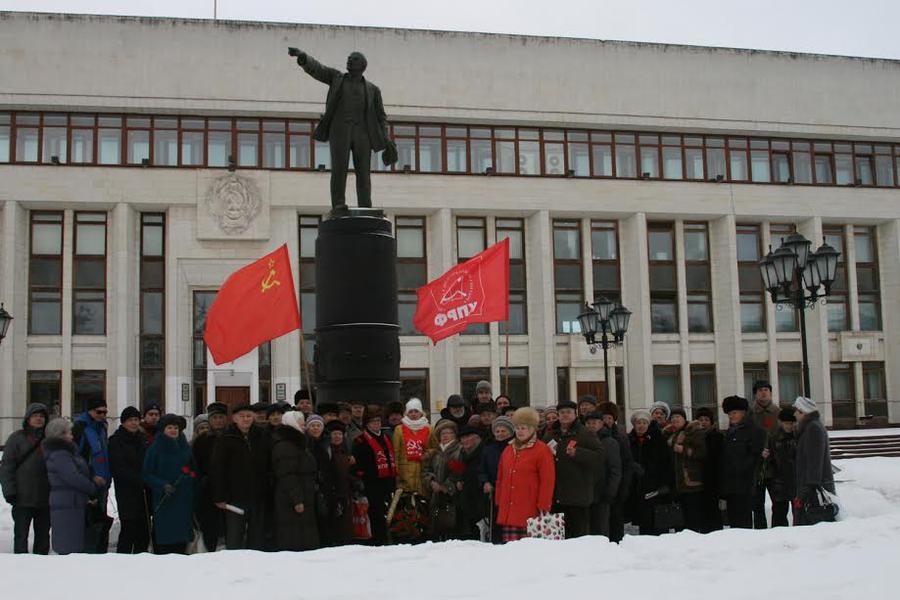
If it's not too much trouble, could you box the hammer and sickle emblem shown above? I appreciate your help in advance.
[261,258,281,293]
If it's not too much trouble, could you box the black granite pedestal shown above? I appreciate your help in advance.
[313,208,400,407]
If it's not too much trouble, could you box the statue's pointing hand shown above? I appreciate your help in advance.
[288,47,307,65]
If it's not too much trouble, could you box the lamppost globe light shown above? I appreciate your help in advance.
[801,250,823,291]
[771,245,798,287]
[577,304,598,344]
[783,232,812,271]
[814,242,840,293]
[593,295,613,324]
[610,304,632,339]
[0,303,12,344]
[758,250,778,295]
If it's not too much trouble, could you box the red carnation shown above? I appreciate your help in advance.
[448,459,465,475]
[189,471,197,479]
[181,465,191,474]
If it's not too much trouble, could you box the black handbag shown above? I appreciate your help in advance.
[798,487,838,526]
[653,501,685,532]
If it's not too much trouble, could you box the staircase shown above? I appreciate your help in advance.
[830,431,900,460]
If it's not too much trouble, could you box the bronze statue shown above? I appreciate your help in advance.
[289,48,398,211]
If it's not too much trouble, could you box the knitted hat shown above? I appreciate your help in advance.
[142,403,161,416]
[793,396,817,415]
[492,415,515,436]
[722,395,750,414]
[778,407,797,422]
[475,380,492,394]
[543,406,558,417]
[597,402,619,421]
[578,394,598,407]
[281,410,305,432]
[193,414,209,429]
[694,406,715,420]
[447,394,466,408]
[511,406,540,428]
[650,401,671,420]
[434,419,458,438]
[669,407,687,420]
[207,402,228,417]
[306,414,325,428]
[405,398,424,415]
[556,400,578,412]
[752,380,773,394]
[120,406,141,422]
[158,413,185,431]
[630,409,652,425]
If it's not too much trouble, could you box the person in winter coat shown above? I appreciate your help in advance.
[314,420,354,546]
[650,401,671,433]
[108,406,150,554]
[141,403,162,445]
[543,401,602,538]
[210,404,273,550]
[392,398,431,496]
[669,417,708,532]
[765,408,797,527]
[495,407,555,543]
[192,401,228,552]
[792,397,836,526]
[750,380,780,529]
[42,418,105,555]
[270,411,320,551]
[0,403,50,554]
[597,402,633,543]
[439,394,471,430]
[142,414,196,554]
[384,401,405,435]
[627,409,673,535]
[478,415,513,543]
[457,425,486,540]
[352,405,397,545]
[584,411,622,539]
[694,406,724,532]
[719,395,766,529]
[422,419,464,541]
[475,401,499,441]
[71,398,111,553]
[577,394,598,422]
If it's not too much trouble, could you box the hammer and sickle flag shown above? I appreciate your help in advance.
[203,244,301,364]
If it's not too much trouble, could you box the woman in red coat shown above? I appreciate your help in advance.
[495,407,556,542]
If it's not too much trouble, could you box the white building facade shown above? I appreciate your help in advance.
[1,12,899,438]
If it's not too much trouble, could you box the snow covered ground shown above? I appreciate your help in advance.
[2,457,900,600]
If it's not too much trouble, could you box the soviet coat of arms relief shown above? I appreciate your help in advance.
[198,172,270,240]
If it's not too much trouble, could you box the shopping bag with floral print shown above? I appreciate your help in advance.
[526,511,565,540]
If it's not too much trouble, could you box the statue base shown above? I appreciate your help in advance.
[326,205,385,220]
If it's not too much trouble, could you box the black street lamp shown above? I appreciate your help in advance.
[577,297,631,403]
[758,234,840,396]
[0,303,12,346]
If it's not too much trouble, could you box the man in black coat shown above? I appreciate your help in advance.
[718,396,766,529]
[0,403,50,554]
[211,404,273,550]
[439,394,471,429]
[108,406,149,553]
[695,406,724,532]
[193,401,229,551]
[585,411,623,539]
[457,426,486,540]
[542,401,602,538]
[598,402,633,542]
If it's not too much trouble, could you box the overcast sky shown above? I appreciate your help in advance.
[2,0,899,59]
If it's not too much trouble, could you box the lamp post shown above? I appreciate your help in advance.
[0,303,12,347]
[758,233,840,396]
[577,297,631,403]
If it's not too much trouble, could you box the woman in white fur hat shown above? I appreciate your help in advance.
[392,398,431,496]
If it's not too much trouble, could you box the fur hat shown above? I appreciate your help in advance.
[120,406,141,422]
[511,407,540,428]
[722,395,750,414]
[405,398,424,415]
[281,410,305,432]
[476,401,497,415]
[793,396,817,415]
[556,400,578,412]
[267,403,289,416]
[752,380,773,394]
[433,419,458,438]
[475,380,492,394]
[597,402,619,421]
[491,415,515,437]
[363,405,383,423]
[45,418,71,440]
[385,401,405,417]
[630,409,652,425]
[669,407,687,420]
[694,406,715,421]
[459,425,482,438]
[316,402,340,416]
[584,411,604,422]
[325,420,346,434]
[778,407,797,422]
[649,401,671,420]
[206,402,228,417]
[578,394,598,407]
[447,394,466,408]
[158,413,185,431]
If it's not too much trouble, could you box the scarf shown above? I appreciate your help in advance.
[400,424,431,463]
[511,431,537,451]
[401,415,429,431]
[363,430,397,479]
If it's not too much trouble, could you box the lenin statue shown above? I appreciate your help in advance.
[288,48,398,211]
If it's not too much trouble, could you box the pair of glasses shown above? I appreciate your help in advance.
[94,410,108,415]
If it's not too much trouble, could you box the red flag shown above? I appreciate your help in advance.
[414,238,509,343]
[203,244,300,364]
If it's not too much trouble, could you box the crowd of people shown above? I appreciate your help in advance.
[0,379,837,555]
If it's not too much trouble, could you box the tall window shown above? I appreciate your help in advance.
[298,215,321,376]
[653,365,681,408]
[553,220,583,333]
[557,367,570,406]
[499,366,530,406]
[29,211,63,335]
[460,368,491,407]
[823,226,848,332]
[648,222,677,333]
[192,291,217,416]
[396,216,427,335]
[770,223,799,332]
[73,212,107,335]
[854,226,881,331]
[140,214,165,411]
[28,371,61,417]
[874,145,895,187]
[778,362,802,404]
[736,224,764,333]
[684,223,712,332]
[497,218,527,334]
[72,370,105,416]
[13,113,40,162]
[591,220,620,305]
[863,362,887,419]
[457,217,488,334]
[743,363,769,401]
[830,362,855,427]
[690,365,717,413]
[0,112,10,163]
[400,369,430,412]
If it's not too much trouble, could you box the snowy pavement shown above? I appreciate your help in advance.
[2,457,900,600]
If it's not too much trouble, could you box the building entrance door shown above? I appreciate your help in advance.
[576,381,607,404]
[216,386,251,414]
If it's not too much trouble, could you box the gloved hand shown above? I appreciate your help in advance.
[163,483,176,495]
[3,495,16,506]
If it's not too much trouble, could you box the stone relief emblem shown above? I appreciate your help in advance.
[206,173,261,235]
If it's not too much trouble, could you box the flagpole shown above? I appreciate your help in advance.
[297,325,314,401]
[504,330,510,395]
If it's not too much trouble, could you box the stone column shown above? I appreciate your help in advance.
[798,218,831,425]
[110,202,137,417]
[877,219,900,423]
[620,213,652,414]
[0,201,25,440]
[527,210,556,408]
[429,208,457,410]
[710,215,743,425]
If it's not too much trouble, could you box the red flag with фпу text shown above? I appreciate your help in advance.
[413,238,509,343]
[203,244,301,364]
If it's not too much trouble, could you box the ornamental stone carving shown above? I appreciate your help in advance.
[205,173,262,235]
